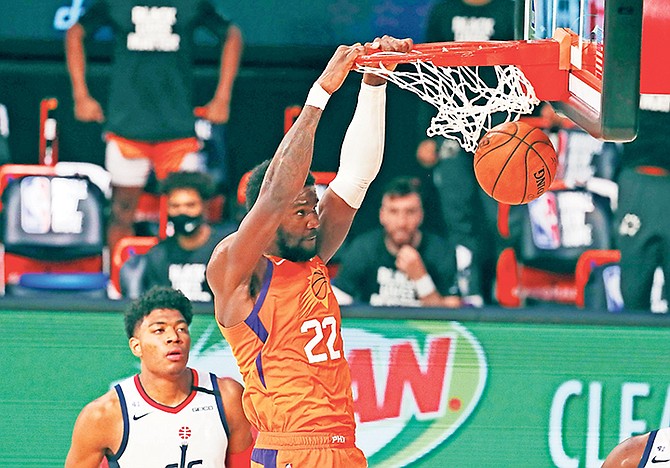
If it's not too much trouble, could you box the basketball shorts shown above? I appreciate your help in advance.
[105,134,202,187]
[250,431,367,468]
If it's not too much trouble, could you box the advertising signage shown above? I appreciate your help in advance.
[2,309,669,467]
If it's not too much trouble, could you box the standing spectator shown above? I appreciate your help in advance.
[65,287,254,467]
[416,0,516,305]
[615,96,670,310]
[333,176,461,308]
[65,0,242,251]
[137,171,236,302]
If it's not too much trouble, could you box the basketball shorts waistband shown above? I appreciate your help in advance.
[255,431,356,449]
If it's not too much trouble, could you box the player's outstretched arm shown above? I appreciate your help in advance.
[219,377,254,467]
[65,391,121,468]
[207,44,365,327]
[65,23,104,123]
[601,433,648,467]
[318,36,413,263]
[201,24,243,124]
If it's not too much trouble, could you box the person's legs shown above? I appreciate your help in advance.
[432,143,491,302]
[616,168,662,310]
[105,139,152,251]
[107,185,145,251]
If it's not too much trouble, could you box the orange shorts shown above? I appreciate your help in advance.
[106,133,200,181]
[250,432,367,468]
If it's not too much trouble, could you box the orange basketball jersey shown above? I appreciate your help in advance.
[219,255,357,436]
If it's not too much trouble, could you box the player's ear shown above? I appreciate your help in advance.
[129,337,142,358]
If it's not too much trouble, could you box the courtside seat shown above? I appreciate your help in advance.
[109,235,159,299]
[574,249,621,308]
[0,172,109,297]
[496,188,614,307]
[581,256,667,313]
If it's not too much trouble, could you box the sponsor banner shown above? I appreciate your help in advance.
[2,311,670,467]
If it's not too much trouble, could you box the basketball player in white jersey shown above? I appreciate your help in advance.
[603,428,670,467]
[65,287,254,467]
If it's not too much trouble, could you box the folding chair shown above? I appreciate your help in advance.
[495,188,614,306]
[0,170,109,297]
[109,235,159,299]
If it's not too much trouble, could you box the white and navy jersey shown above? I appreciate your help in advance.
[108,368,230,468]
[640,428,670,467]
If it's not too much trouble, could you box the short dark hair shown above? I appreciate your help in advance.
[161,171,216,201]
[382,176,423,199]
[124,286,193,338]
[244,159,316,211]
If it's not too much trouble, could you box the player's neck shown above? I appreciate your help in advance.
[138,367,193,407]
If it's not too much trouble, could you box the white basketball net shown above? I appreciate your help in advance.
[356,61,540,153]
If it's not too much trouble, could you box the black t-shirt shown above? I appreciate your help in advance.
[334,229,459,307]
[425,0,516,43]
[141,224,234,301]
[79,0,231,141]
[421,0,517,135]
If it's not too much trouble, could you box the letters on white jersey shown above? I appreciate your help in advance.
[108,368,229,468]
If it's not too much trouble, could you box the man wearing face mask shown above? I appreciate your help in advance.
[140,171,236,301]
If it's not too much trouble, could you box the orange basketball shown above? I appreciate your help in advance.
[473,121,558,205]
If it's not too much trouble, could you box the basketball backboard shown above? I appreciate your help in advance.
[523,0,670,141]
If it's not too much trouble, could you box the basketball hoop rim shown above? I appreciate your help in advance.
[355,39,563,68]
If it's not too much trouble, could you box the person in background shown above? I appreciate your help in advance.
[65,286,254,467]
[615,97,670,311]
[139,171,237,302]
[416,0,516,306]
[65,0,242,251]
[333,176,461,308]
[207,36,413,467]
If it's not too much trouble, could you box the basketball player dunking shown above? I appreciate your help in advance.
[207,36,413,467]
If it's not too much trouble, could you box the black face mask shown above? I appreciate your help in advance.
[168,214,204,237]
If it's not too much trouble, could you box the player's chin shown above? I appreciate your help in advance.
[302,243,318,259]
[391,233,413,246]
[293,244,318,262]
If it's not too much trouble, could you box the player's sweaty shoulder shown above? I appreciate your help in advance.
[78,389,122,429]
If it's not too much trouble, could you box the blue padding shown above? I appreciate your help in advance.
[18,273,109,291]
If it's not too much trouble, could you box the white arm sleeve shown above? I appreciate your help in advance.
[328,82,387,209]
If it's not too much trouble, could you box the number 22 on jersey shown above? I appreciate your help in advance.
[301,316,342,363]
